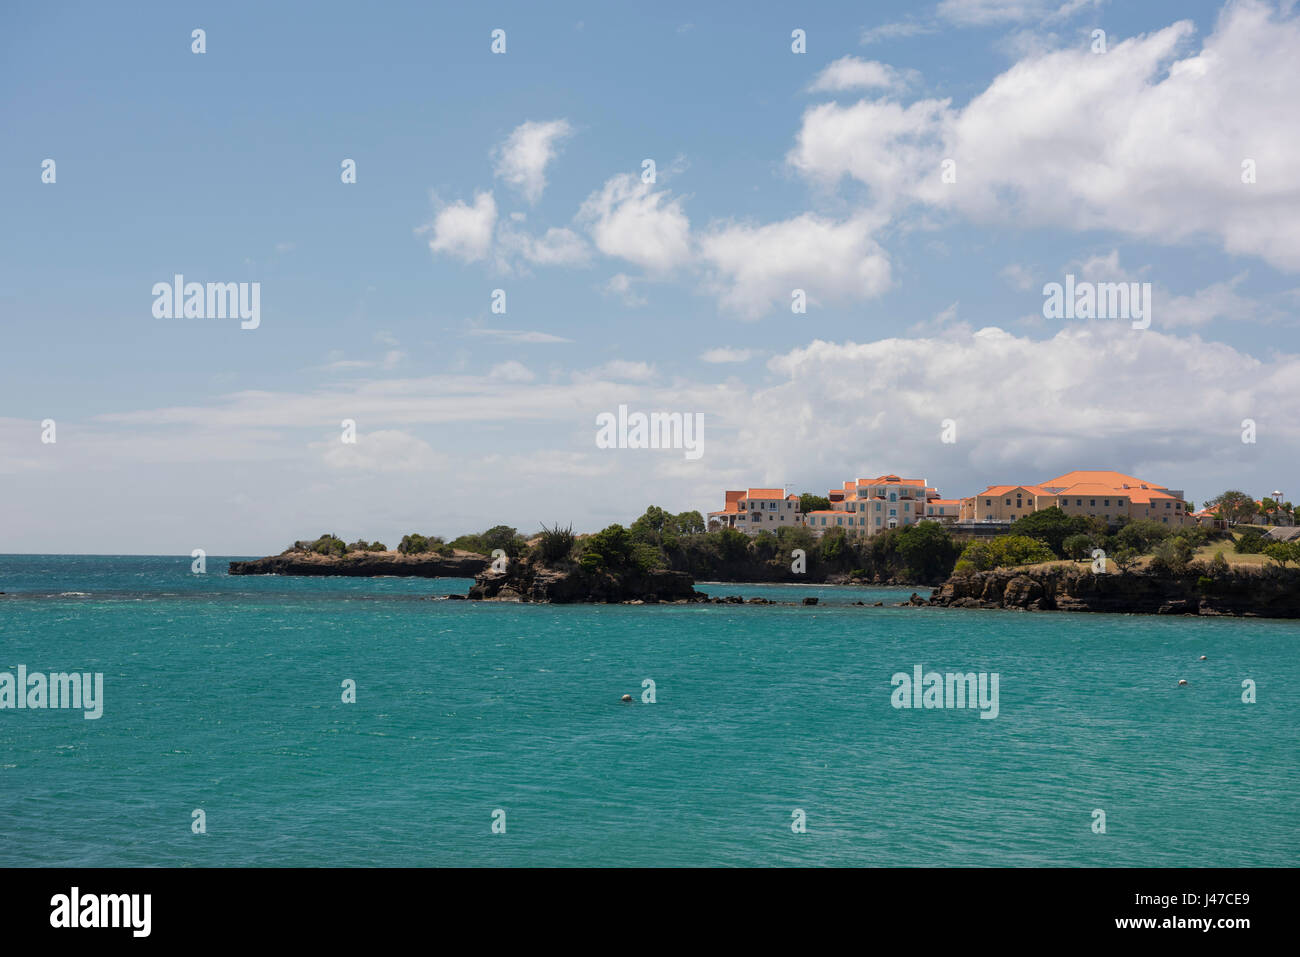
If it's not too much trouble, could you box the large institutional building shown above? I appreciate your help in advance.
[957,470,1191,527]
[708,469,1191,537]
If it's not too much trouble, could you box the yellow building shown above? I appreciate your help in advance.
[958,470,1191,527]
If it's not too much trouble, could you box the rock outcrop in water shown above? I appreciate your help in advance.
[928,565,1300,618]
[228,552,489,578]
[467,558,703,603]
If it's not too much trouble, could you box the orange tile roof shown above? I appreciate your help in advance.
[979,485,1052,496]
[855,475,927,486]
[1040,470,1167,491]
[1127,488,1177,504]
[1053,483,1126,496]
[746,488,786,499]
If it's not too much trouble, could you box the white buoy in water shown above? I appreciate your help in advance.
[621,694,632,703]
[1199,655,1207,661]
[1178,679,1189,686]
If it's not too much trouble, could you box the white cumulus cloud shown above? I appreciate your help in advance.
[423,191,498,263]
[493,119,574,204]
[577,173,692,272]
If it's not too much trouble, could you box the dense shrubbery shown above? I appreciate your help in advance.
[1234,527,1268,554]
[576,523,665,572]
[954,535,1057,574]
[1149,536,1195,575]
[1263,541,1300,567]
[294,533,347,557]
[396,533,452,556]
[1009,507,1099,556]
[449,525,527,558]
[616,506,962,583]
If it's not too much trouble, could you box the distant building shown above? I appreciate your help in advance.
[804,475,942,537]
[959,470,1191,527]
[708,488,801,534]
[1192,498,1291,528]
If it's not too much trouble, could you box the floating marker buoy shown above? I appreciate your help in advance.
[1199,655,1207,661]
[1178,679,1189,686]
[621,694,632,703]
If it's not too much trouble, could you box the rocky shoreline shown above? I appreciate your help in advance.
[227,552,489,578]
[927,565,1300,618]
[225,548,1299,619]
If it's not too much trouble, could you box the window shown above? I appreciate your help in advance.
[889,509,896,516]
[889,492,897,502]
[1090,500,1096,507]
[1006,499,1011,506]
[876,503,881,511]
[985,499,992,506]
[1076,499,1082,506]
[1104,499,1110,507]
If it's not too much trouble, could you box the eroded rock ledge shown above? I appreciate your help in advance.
[467,560,703,603]
[228,553,489,578]
[928,566,1300,618]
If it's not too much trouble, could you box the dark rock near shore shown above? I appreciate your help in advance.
[928,565,1300,619]
[468,558,703,604]
[228,552,489,578]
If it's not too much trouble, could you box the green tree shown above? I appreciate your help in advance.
[1061,533,1094,561]
[1115,519,1173,554]
[798,493,830,513]
[579,524,636,569]
[311,534,347,557]
[714,527,751,563]
[1205,490,1257,526]
[1149,537,1193,575]
[397,533,429,555]
[1110,547,1140,573]
[1234,527,1268,554]
[670,510,705,535]
[955,535,1056,573]
[1263,541,1299,567]
[1009,507,1092,556]
[630,506,670,544]
[895,521,961,581]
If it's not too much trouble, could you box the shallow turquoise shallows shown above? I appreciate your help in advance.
[1,555,1296,867]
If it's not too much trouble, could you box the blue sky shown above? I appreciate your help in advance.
[2,0,1298,553]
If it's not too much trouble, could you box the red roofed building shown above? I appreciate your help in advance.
[708,488,802,534]
[959,470,1191,526]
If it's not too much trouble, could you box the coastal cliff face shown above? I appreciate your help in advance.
[228,552,489,578]
[468,559,703,603]
[929,566,1300,618]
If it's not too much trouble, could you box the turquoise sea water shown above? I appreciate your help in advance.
[0,555,1296,867]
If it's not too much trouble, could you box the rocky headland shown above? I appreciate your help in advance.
[928,565,1300,618]
[467,558,702,603]
[228,551,489,578]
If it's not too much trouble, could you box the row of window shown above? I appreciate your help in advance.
[816,515,908,527]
